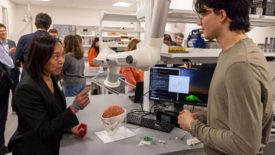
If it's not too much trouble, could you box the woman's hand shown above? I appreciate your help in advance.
[75,88,90,107]
[71,123,87,138]
[70,88,90,114]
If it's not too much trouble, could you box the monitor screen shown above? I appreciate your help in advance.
[149,65,213,107]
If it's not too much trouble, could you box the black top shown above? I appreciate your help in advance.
[10,74,79,155]
[14,30,49,66]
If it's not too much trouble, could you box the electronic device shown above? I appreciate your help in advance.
[128,82,144,103]
[126,112,175,133]
[156,111,180,127]
[149,65,214,107]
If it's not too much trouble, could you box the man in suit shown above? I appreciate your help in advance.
[0,24,18,113]
[0,23,14,154]
[14,12,52,78]
[6,38,17,113]
[8,41,18,113]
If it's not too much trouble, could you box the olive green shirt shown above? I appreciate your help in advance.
[190,38,273,155]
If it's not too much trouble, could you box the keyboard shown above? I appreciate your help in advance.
[126,112,175,133]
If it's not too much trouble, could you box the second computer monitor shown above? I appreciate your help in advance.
[149,65,213,107]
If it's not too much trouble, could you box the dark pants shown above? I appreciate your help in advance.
[10,67,20,112]
[0,91,9,149]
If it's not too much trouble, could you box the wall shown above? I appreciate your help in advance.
[0,0,16,41]
[14,4,135,41]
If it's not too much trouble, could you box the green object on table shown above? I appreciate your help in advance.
[144,136,153,142]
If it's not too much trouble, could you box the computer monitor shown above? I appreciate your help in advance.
[149,65,214,107]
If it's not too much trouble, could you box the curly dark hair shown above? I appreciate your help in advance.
[194,0,250,32]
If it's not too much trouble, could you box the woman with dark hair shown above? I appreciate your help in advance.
[62,35,86,96]
[74,34,83,45]
[88,37,99,67]
[9,35,90,155]
[120,38,144,92]
[163,34,172,46]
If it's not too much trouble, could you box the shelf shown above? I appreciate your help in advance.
[102,35,137,38]
[100,12,139,22]
[83,45,90,48]
[99,12,142,46]
[161,48,275,63]
[166,10,198,23]
[249,14,275,27]
[101,28,144,33]
[80,34,95,37]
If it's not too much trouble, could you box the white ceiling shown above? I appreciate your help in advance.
[10,0,137,12]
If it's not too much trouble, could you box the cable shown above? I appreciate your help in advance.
[143,90,150,97]
[149,102,156,113]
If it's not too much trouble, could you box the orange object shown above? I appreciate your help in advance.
[102,105,124,118]
[88,47,99,67]
[120,67,144,90]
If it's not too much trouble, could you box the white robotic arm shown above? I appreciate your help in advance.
[94,0,170,88]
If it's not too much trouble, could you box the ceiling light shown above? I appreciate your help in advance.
[112,2,132,7]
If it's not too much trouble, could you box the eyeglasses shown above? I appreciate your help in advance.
[51,52,65,60]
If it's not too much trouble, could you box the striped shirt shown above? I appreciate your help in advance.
[0,40,14,68]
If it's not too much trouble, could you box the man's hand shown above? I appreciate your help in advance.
[177,109,194,130]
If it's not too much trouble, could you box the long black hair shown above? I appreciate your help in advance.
[26,35,57,78]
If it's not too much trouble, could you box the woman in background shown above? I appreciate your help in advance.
[88,37,99,67]
[120,38,144,92]
[75,34,83,45]
[62,35,86,97]
[9,35,90,155]
[163,34,173,46]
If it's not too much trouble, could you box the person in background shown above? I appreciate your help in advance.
[48,28,58,38]
[9,35,90,155]
[163,34,172,46]
[0,24,18,113]
[14,12,52,78]
[0,23,15,155]
[88,37,99,67]
[178,0,273,154]
[120,39,144,92]
[61,35,86,97]
[75,34,83,45]
[175,32,184,46]
[49,28,62,45]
